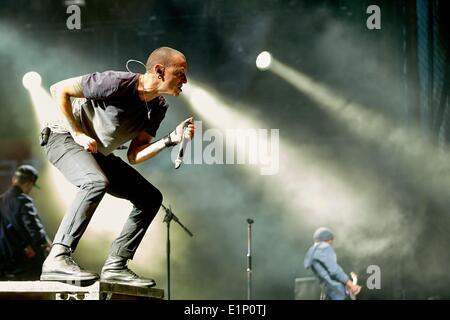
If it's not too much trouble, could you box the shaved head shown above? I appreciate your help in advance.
[146,47,186,72]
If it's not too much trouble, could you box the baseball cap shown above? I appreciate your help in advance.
[14,165,40,189]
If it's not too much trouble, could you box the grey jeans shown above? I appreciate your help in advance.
[44,132,162,259]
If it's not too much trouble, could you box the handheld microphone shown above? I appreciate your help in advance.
[175,122,191,169]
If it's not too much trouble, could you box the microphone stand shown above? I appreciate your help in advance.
[246,218,254,300]
[162,204,193,300]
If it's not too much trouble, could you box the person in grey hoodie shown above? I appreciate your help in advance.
[304,227,361,300]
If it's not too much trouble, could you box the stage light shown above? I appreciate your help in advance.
[22,71,42,90]
[22,74,59,129]
[256,51,272,70]
[266,54,450,209]
[183,83,248,127]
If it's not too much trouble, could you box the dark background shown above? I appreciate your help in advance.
[0,0,449,299]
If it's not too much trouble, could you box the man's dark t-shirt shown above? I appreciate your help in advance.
[49,71,168,155]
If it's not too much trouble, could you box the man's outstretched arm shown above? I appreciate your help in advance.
[128,118,195,164]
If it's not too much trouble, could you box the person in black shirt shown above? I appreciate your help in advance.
[0,165,52,280]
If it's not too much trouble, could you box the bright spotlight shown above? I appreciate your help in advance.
[256,51,272,70]
[22,71,42,89]
[182,80,369,231]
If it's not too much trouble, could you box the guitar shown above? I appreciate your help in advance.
[349,272,358,300]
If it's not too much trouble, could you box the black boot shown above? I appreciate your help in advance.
[40,244,99,282]
[101,255,156,287]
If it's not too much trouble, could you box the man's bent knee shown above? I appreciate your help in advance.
[81,177,109,192]
[135,188,163,213]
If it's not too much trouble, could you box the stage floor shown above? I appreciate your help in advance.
[0,280,164,300]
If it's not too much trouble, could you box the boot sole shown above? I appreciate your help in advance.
[40,273,99,282]
[100,279,156,288]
